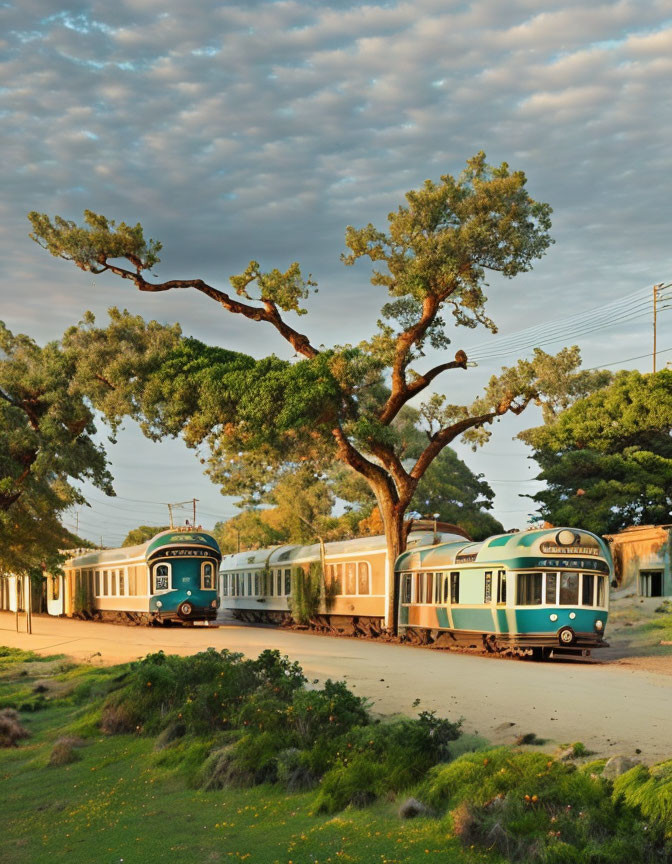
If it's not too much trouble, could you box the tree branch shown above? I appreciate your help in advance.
[97,261,320,359]
[379,352,468,425]
[411,392,537,481]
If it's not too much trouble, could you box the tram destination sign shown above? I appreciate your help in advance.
[539,543,600,556]
[163,549,212,558]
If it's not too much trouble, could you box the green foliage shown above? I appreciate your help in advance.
[28,210,162,273]
[122,525,170,547]
[423,748,667,862]
[521,370,672,533]
[613,761,672,837]
[289,562,324,625]
[0,321,114,574]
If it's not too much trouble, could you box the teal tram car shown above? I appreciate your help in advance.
[47,528,221,624]
[396,527,611,658]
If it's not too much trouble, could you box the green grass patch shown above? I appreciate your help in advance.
[2,645,672,864]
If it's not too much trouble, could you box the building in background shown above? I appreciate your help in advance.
[605,526,672,597]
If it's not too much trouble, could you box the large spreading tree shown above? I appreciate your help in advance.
[29,153,605,624]
[520,369,672,534]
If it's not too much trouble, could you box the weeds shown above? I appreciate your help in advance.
[0,707,29,747]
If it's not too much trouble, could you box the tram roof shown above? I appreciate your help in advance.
[396,527,611,570]
[63,529,220,568]
[220,530,466,571]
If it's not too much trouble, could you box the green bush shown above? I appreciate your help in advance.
[613,761,672,837]
[421,748,667,862]
[313,753,388,813]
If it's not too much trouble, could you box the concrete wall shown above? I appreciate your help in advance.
[605,526,672,596]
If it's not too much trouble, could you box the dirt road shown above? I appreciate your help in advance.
[2,612,670,762]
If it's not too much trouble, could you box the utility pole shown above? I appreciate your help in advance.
[192,498,198,527]
[654,283,660,374]
[167,503,174,529]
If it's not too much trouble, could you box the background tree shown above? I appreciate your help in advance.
[0,321,114,576]
[30,154,607,623]
[519,369,672,534]
[122,525,171,547]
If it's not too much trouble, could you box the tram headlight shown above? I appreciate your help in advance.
[549,613,558,622]
[156,600,162,609]
[595,619,604,631]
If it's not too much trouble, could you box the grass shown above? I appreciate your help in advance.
[2,646,671,864]
[0,648,494,864]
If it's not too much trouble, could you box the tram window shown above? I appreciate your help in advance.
[103,570,109,596]
[95,571,100,596]
[581,573,595,606]
[401,573,412,604]
[119,571,125,596]
[450,572,460,605]
[246,573,251,595]
[203,563,214,590]
[559,572,579,605]
[345,562,357,595]
[425,573,433,604]
[516,573,542,606]
[285,568,291,595]
[596,575,606,606]
[416,573,424,603]
[111,570,118,596]
[497,571,507,605]
[545,573,558,605]
[484,572,492,603]
[434,574,441,603]
[222,574,228,596]
[357,562,370,595]
[443,574,450,604]
[332,563,343,595]
[276,570,282,595]
[154,565,170,592]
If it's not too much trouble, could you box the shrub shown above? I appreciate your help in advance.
[0,708,29,747]
[276,748,317,792]
[422,749,667,862]
[49,736,84,766]
[313,753,388,813]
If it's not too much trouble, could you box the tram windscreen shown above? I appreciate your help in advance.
[559,572,579,605]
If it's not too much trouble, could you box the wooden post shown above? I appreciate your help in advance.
[26,575,32,635]
[654,283,658,374]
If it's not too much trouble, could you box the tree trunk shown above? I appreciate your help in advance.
[379,498,406,631]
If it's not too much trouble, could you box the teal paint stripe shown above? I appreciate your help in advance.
[496,608,508,632]
[452,608,496,632]
[488,535,513,548]
[516,531,545,548]
[514,608,608,634]
[436,608,450,628]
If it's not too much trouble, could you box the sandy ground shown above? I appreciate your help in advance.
[2,611,671,763]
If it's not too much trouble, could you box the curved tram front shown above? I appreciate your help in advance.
[397,527,611,658]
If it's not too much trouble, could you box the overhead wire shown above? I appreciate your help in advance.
[463,284,671,362]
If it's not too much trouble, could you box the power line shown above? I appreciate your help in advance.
[464,283,671,362]
[465,284,653,353]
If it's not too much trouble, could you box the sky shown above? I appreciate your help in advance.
[2,0,671,546]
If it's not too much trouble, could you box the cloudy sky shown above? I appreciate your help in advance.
[2,0,671,545]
